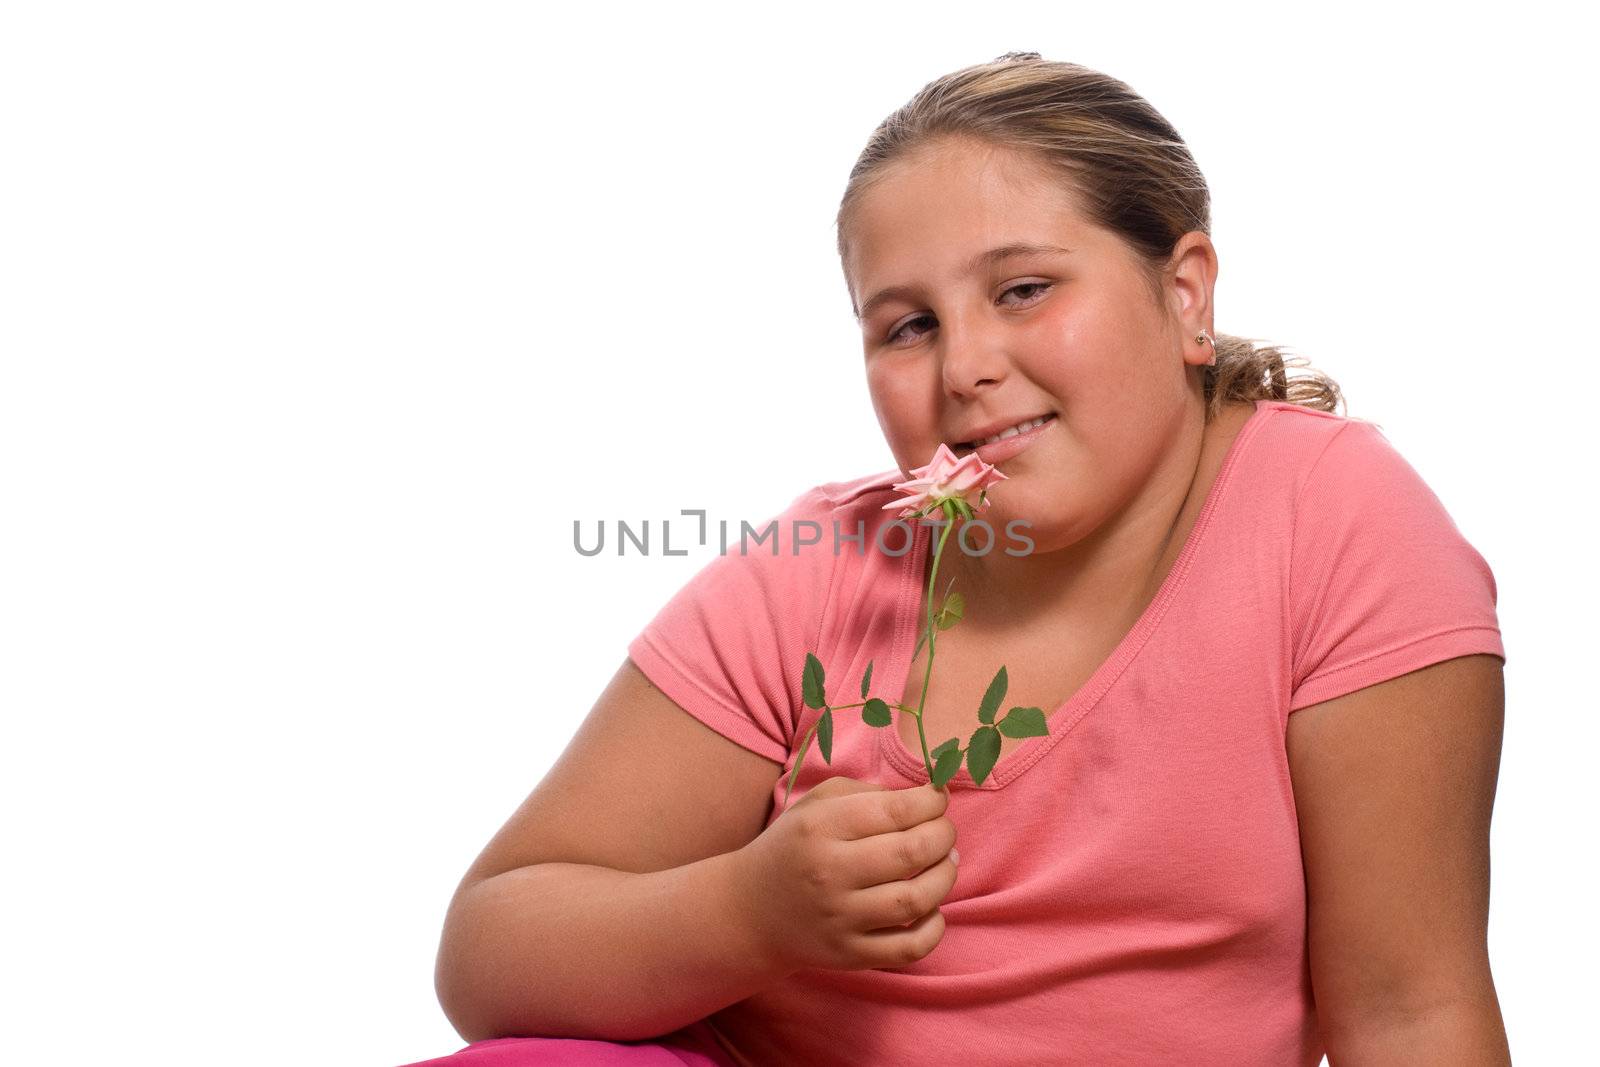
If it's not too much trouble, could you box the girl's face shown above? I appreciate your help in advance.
[843,138,1216,556]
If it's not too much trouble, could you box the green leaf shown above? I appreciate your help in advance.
[860,660,874,699]
[935,591,965,630]
[931,746,964,789]
[978,665,1008,724]
[966,725,1001,785]
[803,653,826,710]
[999,706,1048,739]
[862,697,892,727]
[818,707,834,763]
[931,736,960,759]
[911,626,929,664]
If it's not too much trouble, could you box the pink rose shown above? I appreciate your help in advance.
[882,442,1008,519]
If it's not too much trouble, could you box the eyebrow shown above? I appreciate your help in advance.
[855,241,1075,321]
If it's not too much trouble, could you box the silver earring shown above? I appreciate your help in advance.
[1195,329,1216,366]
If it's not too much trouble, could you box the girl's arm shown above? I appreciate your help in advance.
[434,657,789,1043]
[437,851,776,1043]
[1286,653,1510,1064]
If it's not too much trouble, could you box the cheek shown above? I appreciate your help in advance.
[1033,309,1146,404]
[1016,305,1103,387]
[867,365,928,429]
[867,371,940,474]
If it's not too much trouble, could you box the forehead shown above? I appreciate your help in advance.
[845,141,1097,296]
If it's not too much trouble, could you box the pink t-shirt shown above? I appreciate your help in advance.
[626,399,1506,1067]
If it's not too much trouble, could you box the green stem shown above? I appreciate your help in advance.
[913,501,957,782]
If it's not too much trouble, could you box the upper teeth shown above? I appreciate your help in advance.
[970,415,1052,448]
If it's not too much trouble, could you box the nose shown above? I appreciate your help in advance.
[938,320,1008,398]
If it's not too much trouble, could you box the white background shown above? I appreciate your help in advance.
[3,3,1594,1064]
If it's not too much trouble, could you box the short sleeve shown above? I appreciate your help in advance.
[626,485,838,763]
[1288,419,1505,712]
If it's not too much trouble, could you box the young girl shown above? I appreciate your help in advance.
[403,53,1509,1066]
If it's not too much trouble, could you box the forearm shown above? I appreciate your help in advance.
[435,849,785,1044]
[1325,998,1511,1066]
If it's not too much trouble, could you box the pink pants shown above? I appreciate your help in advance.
[394,1019,737,1067]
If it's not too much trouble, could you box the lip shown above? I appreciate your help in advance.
[959,413,1057,465]
[953,412,1054,448]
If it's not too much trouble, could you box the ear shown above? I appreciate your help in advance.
[1164,231,1218,366]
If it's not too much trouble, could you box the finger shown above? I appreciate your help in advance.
[797,775,884,807]
[835,781,949,842]
[840,817,957,890]
[858,903,946,970]
[849,847,959,930]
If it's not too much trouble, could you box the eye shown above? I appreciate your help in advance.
[1001,281,1052,306]
[882,281,1054,346]
[885,314,935,347]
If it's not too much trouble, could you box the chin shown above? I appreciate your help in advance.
[986,495,1069,545]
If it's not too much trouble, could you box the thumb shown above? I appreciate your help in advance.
[801,775,886,801]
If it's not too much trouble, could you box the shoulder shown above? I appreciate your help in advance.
[811,469,911,519]
[1253,401,1470,563]
[1244,400,1412,506]
[765,469,920,543]
[719,468,911,583]
[1249,399,1374,467]
[724,469,921,622]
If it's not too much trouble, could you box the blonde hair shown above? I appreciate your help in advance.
[835,52,1344,422]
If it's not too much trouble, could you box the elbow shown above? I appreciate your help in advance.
[434,962,489,1046]
[433,885,498,1045]
[1321,994,1511,1066]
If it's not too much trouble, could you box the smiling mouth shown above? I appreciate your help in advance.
[952,412,1058,455]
